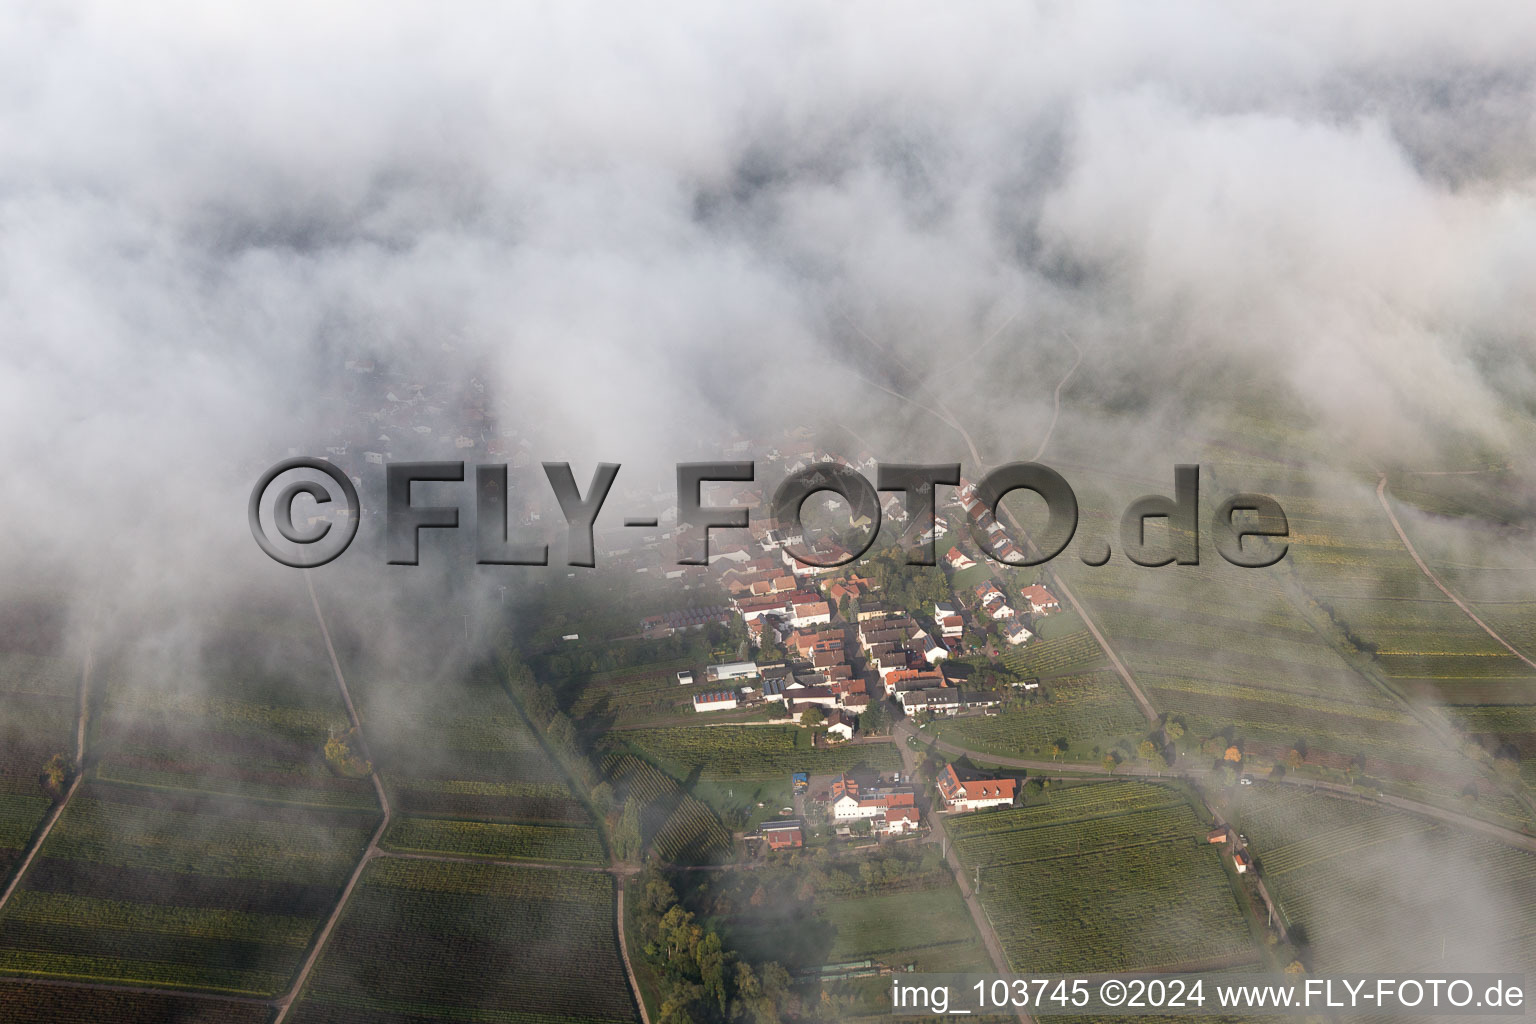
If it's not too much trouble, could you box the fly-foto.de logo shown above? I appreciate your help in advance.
[249,459,1288,571]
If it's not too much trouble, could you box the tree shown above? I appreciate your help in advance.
[1103,754,1118,775]
[1138,739,1159,762]
[861,698,889,735]
[799,705,826,729]
[1164,720,1185,746]
[39,753,73,798]
[1049,739,1066,761]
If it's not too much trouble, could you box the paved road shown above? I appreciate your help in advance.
[890,729,1031,1024]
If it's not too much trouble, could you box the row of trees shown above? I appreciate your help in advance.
[633,868,793,1024]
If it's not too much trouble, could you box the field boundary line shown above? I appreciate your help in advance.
[0,589,100,914]
[0,975,276,1005]
[1376,475,1536,672]
[271,570,393,1023]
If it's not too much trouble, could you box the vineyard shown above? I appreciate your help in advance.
[0,980,273,1024]
[559,657,700,726]
[980,842,1255,973]
[90,612,377,809]
[1226,785,1536,973]
[606,754,732,863]
[619,725,900,780]
[999,631,1107,677]
[946,781,1256,973]
[0,782,376,996]
[382,817,604,864]
[289,857,639,1023]
[356,661,594,827]
[925,671,1148,760]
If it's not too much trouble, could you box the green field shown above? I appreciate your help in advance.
[0,782,376,996]
[925,670,1149,761]
[288,857,639,1024]
[1224,784,1536,973]
[89,604,376,810]
[381,817,604,864]
[620,725,902,779]
[949,781,1257,973]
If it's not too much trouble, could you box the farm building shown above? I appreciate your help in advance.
[676,669,695,685]
[692,690,740,713]
[832,783,916,821]
[1207,826,1230,844]
[1234,849,1252,874]
[936,763,1017,812]
[706,661,760,682]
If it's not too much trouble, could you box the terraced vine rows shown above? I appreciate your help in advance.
[289,858,639,1024]
[947,782,1257,974]
[605,754,731,863]
[1228,785,1536,973]
[0,783,376,996]
[621,725,900,779]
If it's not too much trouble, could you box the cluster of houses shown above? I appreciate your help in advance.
[749,762,1021,851]
[829,773,923,835]
[682,651,869,730]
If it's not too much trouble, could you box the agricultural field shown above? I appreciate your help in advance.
[288,857,639,1024]
[343,649,594,829]
[0,594,79,881]
[0,980,274,1024]
[997,629,1105,678]
[1224,784,1536,973]
[0,782,376,996]
[681,844,994,1019]
[606,754,732,863]
[89,602,375,810]
[925,670,1149,761]
[381,817,604,864]
[1050,466,1511,813]
[618,725,901,780]
[948,781,1257,973]
[557,656,701,727]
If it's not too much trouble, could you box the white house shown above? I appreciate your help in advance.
[823,708,856,740]
[1003,622,1034,646]
[1021,585,1061,615]
[943,546,976,571]
[937,764,1017,812]
[676,670,695,685]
